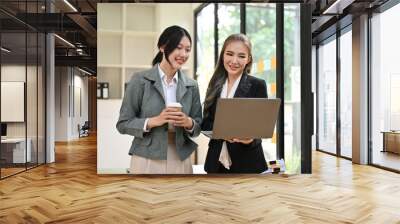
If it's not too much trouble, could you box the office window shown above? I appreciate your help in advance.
[194,4,215,165]
[246,3,277,160]
[317,37,337,155]
[371,4,400,171]
[339,29,352,158]
[284,4,301,173]
[217,3,240,54]
[196,4,215,103]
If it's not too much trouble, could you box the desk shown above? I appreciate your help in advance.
[382,131,400,154]
[1,138,31,163]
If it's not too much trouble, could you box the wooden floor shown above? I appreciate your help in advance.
[0,167,26,178]
[1,135,400,223]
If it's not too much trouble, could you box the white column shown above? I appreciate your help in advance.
[352,14,369,164]
[46,32,55,163]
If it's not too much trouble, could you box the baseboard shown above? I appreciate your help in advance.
[97,168,129,174]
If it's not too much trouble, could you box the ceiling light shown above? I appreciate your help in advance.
[78,67,92,76]
[1,47,11,53]
[63,0,78,12]
[322,0,352,15]
[54,34,75,48]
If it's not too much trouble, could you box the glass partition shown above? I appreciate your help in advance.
[371,4,400,171]
[317,37,337,155]
[1,31,28,177]
[0,1,46,179]
[339,29,352,159]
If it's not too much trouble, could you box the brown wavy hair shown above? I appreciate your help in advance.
[203,33,253,119]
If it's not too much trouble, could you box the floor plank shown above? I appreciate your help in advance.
[0,134,400,223]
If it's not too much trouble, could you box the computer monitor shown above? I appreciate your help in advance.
[1,123,7,137]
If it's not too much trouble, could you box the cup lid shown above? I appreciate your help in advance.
[166,102,182,108]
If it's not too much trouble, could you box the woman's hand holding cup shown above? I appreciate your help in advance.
[147,103,192,130]
[147,107,178,129]
[166,103,193,129]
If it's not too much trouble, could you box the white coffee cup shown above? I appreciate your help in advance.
[166,102,182,111]
[166,102,182,129]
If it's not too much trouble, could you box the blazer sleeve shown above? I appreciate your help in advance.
[186,83,203,137]
[201,101,215,131]
[201,116,212,131]
[256,79,268,98]
[116,76,147,139]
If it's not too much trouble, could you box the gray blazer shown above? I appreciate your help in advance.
[116,65,202,161]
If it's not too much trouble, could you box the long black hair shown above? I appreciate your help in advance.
[152,25,192,66]
[203,34,253,119]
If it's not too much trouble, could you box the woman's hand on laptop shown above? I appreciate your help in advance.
[225,138,254,144]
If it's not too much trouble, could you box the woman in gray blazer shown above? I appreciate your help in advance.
[116,26,202,174]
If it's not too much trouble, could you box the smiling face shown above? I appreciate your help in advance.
[222,40,251,78]
[162,36,191,71]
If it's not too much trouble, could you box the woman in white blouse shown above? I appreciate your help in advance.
[201,34,268,173]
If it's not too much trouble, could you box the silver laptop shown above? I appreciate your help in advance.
[202,98,281,139]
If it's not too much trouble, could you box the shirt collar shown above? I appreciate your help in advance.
[225,74,242,87]
[221,74,242,98]
[158,64,178,85]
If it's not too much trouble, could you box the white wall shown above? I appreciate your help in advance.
[72,73,89,138]
[55,67,69,141]
[97,3,205,173]
[1,82,25,122]
[1,65,26,128]
[55,67,89,141]
[1,64,46,163]
[97,99,132,173]
[1,65,36,138]
[155,3,195,78]
[1,65,26,81]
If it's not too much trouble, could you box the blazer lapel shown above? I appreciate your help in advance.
[234,73,252,98]
[144,65,165,103]
[177,70,195,102]
[176,71,187,102]
[153,80,165,103]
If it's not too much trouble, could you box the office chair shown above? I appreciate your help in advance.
[79,121,90,138]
